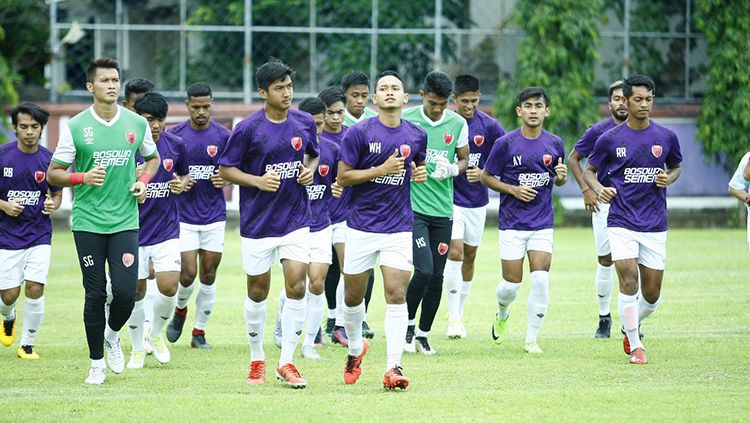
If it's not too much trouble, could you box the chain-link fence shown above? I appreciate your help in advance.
[49,0,706,103]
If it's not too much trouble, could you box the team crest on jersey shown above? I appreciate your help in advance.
[443,133,454,145]
[163,159,174,172]
[543,154,553,167]
[437,242,449,256]
[318,164,329,177]
[400,144,411,158]
[35,171,45,184]
[291,136,302,151]
[122,253,135,268]
[473,135,484,147]
[126,131,136,145]
[207,145,218,157]
[652,145,663,158]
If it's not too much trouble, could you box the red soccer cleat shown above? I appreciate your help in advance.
[276,363,307,388]
[246,360,266,385]
[629,347,648,365]
[383,365,410,390]
[623,333,631,355]
[343,340,368,385]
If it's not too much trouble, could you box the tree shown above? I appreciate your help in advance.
[694,0,750,170]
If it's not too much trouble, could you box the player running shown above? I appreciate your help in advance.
[342,71,378,126]
[728,152,750,251]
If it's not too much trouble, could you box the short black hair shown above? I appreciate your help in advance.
[298,97,327,116]
[375,70,404,88]
[318,86,346,107]
[135,92,169,119]
[341,71,369,92]
[10,102,49,127]
[517,87,549,107]
[453,74,480,96]
[608,80,624,100]
[623,75,655,98]
[124,78,154,100]
[422,70,453,98]
[187,82,212,99]
[255,58,294,91]
[86,57,120,83]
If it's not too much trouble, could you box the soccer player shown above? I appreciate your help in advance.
[728,153,750,251]
[584,75,682,365]
[126,92,189,368]
[218,59,318,388]
[444,74,506,339]
[481,87,567,354]
[122,78,154,112]
[48,58,160,384]
[338,70,428,390]
[342,71,378,126]
[166,82,231,349]
[402,70,469,355]
[0,103,62,360]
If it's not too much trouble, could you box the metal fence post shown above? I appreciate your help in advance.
[434,0,443,70]
[370,0,378,83]
[244,0,253,104]
[49,0,58,102]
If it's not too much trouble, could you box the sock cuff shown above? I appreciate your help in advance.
[641,296,661,309]
[284,297,307,310]
[25,296,44,305]
[199,283,216,293]
[499,279,522,293]
[157,291,176,301]
[530,270,549,280]
[618,292,638,302]
[344,302,365,314]
[244,297,266,311]
[385,303,408,315]
[596,263,613,271]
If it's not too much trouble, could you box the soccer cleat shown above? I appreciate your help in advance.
[621,326,644,355]
[246,360,266,385]
[127,351,145,369]
[0,318,16,347]
[331,326,349,346]
[143,336,153,354]
[104,339,125,374]
[629,347,648,364]
[362,321,375,339]
[415,336,436,355]
[524,342,544,354]
[492,313,508,345]
[301,345,321,360]
[150,336,171,364]
[324,317,336,337]
[166,307,187,343]
[191,329,213,349]
[276,363,307,388]
[447,319,463,339]
[314,327,324,348]
[383,365,409,390]
[85,366,106,385]
[273,314,282,348]
[17,345,39,360]
[404,325,416,353]
[343,339,369,385]
[595,314,612,339]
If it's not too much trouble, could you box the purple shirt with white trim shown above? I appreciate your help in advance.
[573,117,619,185]
[308,137,339,232]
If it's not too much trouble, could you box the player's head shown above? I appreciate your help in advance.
[86,57,121,105]
[299,97,326,137]
[135,92,169,141]
[185,82,213,129]
[123,78,154,112]
[341,71,370,118]
[373,70,408,111]
[11,102,49,149]
[318,86,346,133]
[256,58,294,111]
[623,75,655,121]
[515,87,550,129]
[420,71,453,121]
[607,80,628,122]
[452,74,481,121]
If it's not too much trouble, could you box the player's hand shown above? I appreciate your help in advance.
[1,198,25,217]
[258,170,281,192]
[211,170,226,189]
[183,177,196,192]
[431,156,458,181]
[745,194,750,206]
[41,193,57,215]
[380,148,405,176]
[554,158,567,180]
[331,180,343,198]
[169,173,184,194]
[583,188,600,213]
[135,163,144,177]
[655,169,669,188]
[130,180,148,203]
[411,162,427,184]
[84,166,106,186]
[466,165,482,182]
[512,185,538,202]
[297,164,314,186]
[597,187,617,203]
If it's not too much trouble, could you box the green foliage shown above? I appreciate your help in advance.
[493,0,603,151]
[694,0,750,171]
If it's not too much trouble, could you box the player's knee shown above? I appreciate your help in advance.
[463,249,477,263]
[384,286,406,304]
[199,268,217,284]
[448,248,463,261]
[160,284,178,297]
[413,268,433,283]
[134,283,147,301]
[308,278,325,295]
[0,290,19,305]
[598,255,613,267]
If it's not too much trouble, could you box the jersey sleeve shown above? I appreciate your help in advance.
[587,132,609,171]
[556,138,566,164]
[456,119,469,148]
[339,126,362,167]
[574,124,598,157]
[51,125,76,166]
[413,128,428,165]
[218,124,249,168]
[305,120,320,158]
[665,130,683,168]
[728,153,750,191]
[139,129,157,159]
[484,137,509,177]
[176,139,189,176]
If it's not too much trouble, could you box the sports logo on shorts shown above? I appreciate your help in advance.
[163,159,174,172]
[35,171,45,184]
[437,242,449,255]
[126,131,136,145]
[318,164,329,177]
[543,154,553,167]
[473,135,484,147]
[652,145,663,158]
[207,145,218,157]
[400,144,411,158]
[443,133,454,145]
[291,136,302,151]
[122,253,135,268]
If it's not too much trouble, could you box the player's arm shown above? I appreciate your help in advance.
[219,165,280,192]
[47,161,107,187]
[568,148,598,211]
[728,187,750,204]
[455,145,469,174]
[743,160,750,181]
[583,163,616,203]
[297,153,319,186]
[41,189,63,215]
[337,148,403,187]
[0,198,24,217]
[480,169,538,202]
[656,164,681,189]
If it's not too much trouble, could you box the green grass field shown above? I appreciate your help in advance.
[2,228,748,421]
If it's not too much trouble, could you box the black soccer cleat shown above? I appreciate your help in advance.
[166,307,187,343]
[190,329,213,349]
[324,317,336,337]
[595,314,612,338]
[362,320,375,339]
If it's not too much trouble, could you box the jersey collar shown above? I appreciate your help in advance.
[88,105,122,127]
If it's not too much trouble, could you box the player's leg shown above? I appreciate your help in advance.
[0,248,24,348]
[633,231,666,364]
[192,221,225,348]
[609,227,645,362]
[142,263,156,345]
[106,230,139,374]
[415,216,452,355]
[362,270,376,339]
[169,222,200,343]
[148,239,181,363]
[302,227,332,359]
[445,206,465,338]
[126,246,150,369]
[405,212,432,352]
[459,244,479,325]
[525,229,554,353]
[593,203,614,338]
[494,230,527,344]
[324,245,341,336]
[331,242,348,345]
[18,279,45,359]
[458,205,486,329]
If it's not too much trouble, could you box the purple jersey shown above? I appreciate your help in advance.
[573,117,619,185]
[322,126,347,145]
[136,132,189,246]
[167,120,230,225]
[453,110,506,208]
[308,137,339,232]
[339,117,428,234]
[0,143,62,250]
[588,121,682,232]
[484,129,565,231]
[219,109,319,239]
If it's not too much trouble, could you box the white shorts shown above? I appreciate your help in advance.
[331,221,347,245]
[310,226,333,264]
[138,238,182,279]
[499,229,554,261]
[592,203,611,256]
[344,228,412,274]
[179,221,226,253]
[0,245,51,289]
[608,227,667,270]
[451,205,487,247]
[241,227,310,276]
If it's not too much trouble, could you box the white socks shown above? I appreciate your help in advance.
[459,281,472,318]
[127,299,145,352]
[495,279,521,319]
[194,283,216,330]
[444,259,462,321]
[384,303,408,370]
[335,277,346,327]
[0,298,16,320]
[151,291,177,337]
[596,264,614,316]
[618,292,642,350]
[303,291,325,347]
[244,298,267,362]
[20,296,44,346]
[344,301,365,356]
[526,271,550,345]
[638,295,660,323]
[279,296,306,366]
[143,278,157,328]
[176,283,196,310]
[104,322,119,344]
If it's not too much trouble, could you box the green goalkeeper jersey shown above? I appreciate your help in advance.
[402,106,469,217]
[52,106,157,234]
[344,107,378,127]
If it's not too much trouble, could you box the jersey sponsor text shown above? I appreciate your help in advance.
[306,184,327,200]
[623,167,661,184]
[7,190,41,205]
[518,172,550,188]
[265,160,302,180]
[93,150,132,167]
[189,164,215,180]
[146,181,172,199]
